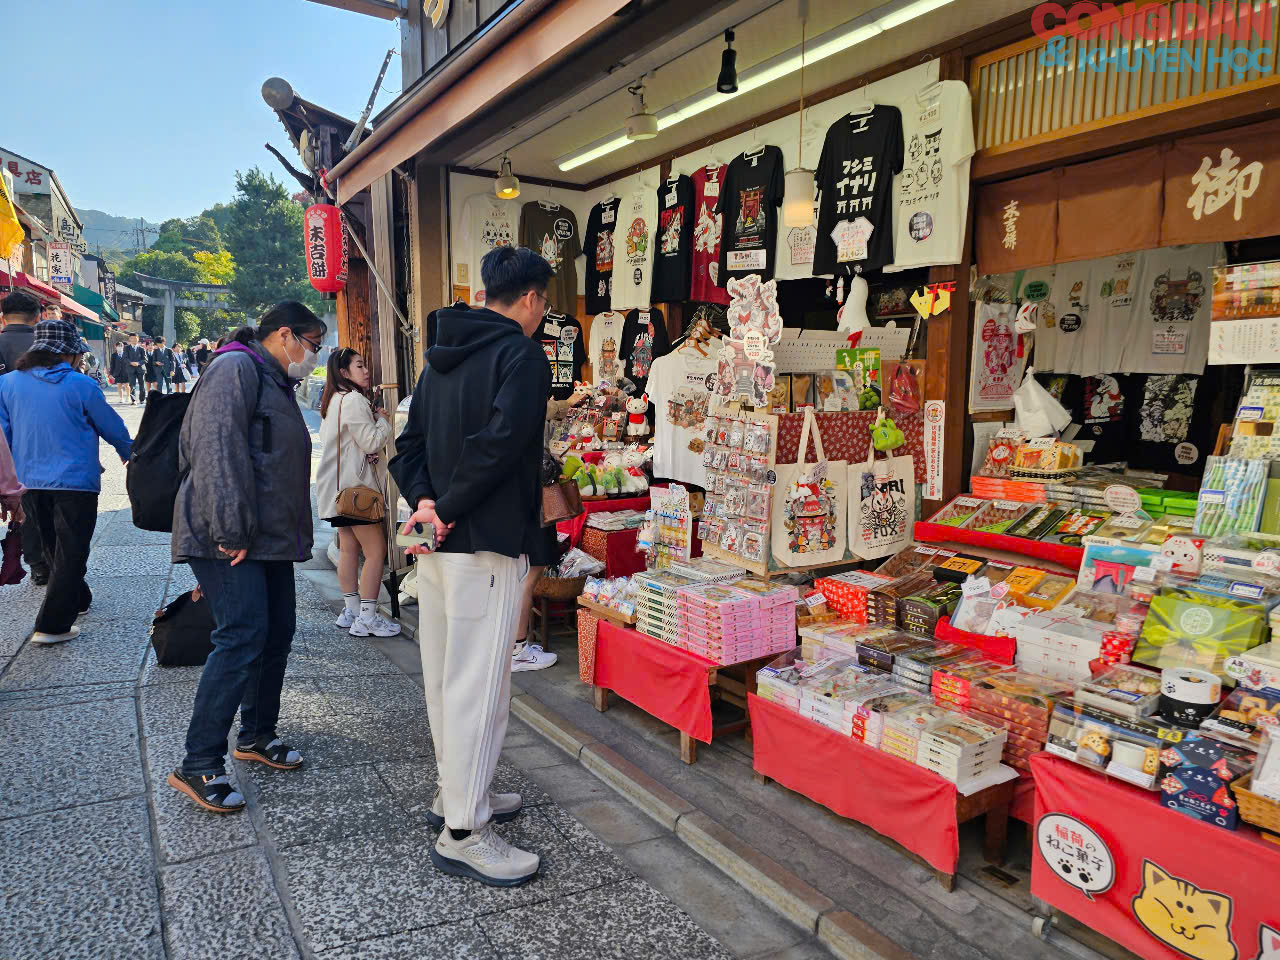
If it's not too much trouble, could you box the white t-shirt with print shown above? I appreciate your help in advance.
[1085,252,1144,377]
[587,311,626,385]
[456,194,518,306]
[887,81,975,271]
[1015,266,1057,371]
[610,189,658,310]
[1047,259,1094,376]
[646,347,721,486]
[1120,244,1224,375]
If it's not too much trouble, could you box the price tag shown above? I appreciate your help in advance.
[1133,566,1157,583]
[1230,581,1265,600]
[1238,405,1265,422]
[704,180,719,198]
[962,576,992,599]
[1103,484,1141,515]
[602,207,615,225]
[990,582,1010,600]
[1151,555,1175,573]
[1109,514,1146,530]
[666,188,678,207]
[1200,489,1226,505]
[803,592,828,608]
[638,310,651,324]
[543,321,562,337]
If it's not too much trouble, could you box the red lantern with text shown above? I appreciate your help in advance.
[304,203,347,295]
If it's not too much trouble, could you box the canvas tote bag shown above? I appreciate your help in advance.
[850,449,916,561]
[771,407,848,568]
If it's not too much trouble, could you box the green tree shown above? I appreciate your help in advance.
[224,168,320,318]
[151,216,225,259]
[175,309,201,345]
[200,202,233,240]
[117,250,202,339]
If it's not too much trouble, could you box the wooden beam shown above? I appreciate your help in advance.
[923,51,974,516]
[302,0,403,20]
[449,164,587,193]
[400,0,424,88]
[409,157,450,375]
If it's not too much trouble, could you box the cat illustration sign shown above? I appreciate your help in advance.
[1037,813,1116,900]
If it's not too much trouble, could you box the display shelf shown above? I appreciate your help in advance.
[576,595,636,625]
[913,521,1085,572]
[749,694,1015,887]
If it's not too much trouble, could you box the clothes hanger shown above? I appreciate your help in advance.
[850,81,874,116]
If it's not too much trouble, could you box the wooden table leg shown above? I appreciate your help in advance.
[984,805,1010,866]
[539,597,549,649]
[593,687,609,712]
[681,732,698,765]
[753,771,769,785]
[934,869,956,892]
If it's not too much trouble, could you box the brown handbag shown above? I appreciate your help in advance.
[335,394,387,523]
[541,478,583,527]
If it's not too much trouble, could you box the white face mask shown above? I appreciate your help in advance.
[286,333,317,380]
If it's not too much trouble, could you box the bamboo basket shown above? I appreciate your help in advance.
[532,574,588,602]
[1230,773,1280,844]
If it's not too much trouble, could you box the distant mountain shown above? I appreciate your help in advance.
[75,208,160,255]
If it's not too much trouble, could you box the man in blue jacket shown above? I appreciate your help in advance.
[0,318,132,644]
[390,246,552,887]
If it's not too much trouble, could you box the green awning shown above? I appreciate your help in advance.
[71,284,120,323]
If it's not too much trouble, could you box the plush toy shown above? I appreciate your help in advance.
[560,455,585,480]
[598,468,620,496]
[570,420,600,451]
[625,394,650,437]
[572,464,596,496]
[870,416,907,452]
[621,446,651,494]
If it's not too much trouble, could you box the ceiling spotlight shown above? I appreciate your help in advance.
[626,79,658,141]
[495,156,520,199]
[717,30,738,94]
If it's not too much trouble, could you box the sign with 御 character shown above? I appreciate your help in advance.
[1163,117,1280,246]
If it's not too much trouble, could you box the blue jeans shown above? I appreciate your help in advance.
[182,558,297,776]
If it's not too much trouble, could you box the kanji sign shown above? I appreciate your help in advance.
[1163,117,1280,245]
[0,151,51,194]
[48,241,74,288]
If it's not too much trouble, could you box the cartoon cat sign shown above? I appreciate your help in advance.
[1132,860,1238,960]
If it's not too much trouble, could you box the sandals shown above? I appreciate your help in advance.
[167,768,246,813]
[233,736,304,770]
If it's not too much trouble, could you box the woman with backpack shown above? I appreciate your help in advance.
[315,347,398,638]
[0,318,133,642]
[170,342,189,394]
[168,301,326,814]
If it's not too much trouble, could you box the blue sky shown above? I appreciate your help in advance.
[6,0,402,222]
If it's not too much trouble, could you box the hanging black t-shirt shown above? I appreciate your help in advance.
[617,307,670,398]
[534,312,587,401]
[1127,373,1215,476]
[652,176,695,303]
[814,106,904,275]
[716,146,784,285]
[583,197,620,314]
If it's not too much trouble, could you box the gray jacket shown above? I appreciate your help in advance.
[171,341,313,564]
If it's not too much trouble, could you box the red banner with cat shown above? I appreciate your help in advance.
[1031,754,1280,960]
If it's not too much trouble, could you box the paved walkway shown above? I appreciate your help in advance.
[0,398,831,960]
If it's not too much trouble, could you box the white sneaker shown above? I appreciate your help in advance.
[426,788,523,829]
[430,824,540,887]
[349,612,401,637]
[512,642,557,672]
[335,607,355,629]
[31,626,79,645]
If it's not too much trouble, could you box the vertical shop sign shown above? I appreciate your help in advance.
[48,241,74,288]
[924,400,945,500]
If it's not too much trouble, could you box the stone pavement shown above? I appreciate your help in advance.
[0,397,833,960]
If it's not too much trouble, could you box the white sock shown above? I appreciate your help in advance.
[359,599,376,619]
[343,593,358,612]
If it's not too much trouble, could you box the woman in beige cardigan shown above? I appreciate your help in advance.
[316,348,397,637]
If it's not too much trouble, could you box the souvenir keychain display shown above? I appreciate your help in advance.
[700,410,779,573]
[647,484,694,569]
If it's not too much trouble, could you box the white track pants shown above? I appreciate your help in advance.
[416,550,528,830]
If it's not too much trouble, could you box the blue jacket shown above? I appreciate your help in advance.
[0,363,133,493]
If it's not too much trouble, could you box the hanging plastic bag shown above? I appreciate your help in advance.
[1012,366,1071,438]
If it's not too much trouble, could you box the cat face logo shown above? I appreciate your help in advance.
[1131,860,1238,960]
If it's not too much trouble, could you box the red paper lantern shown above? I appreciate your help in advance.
[304,203,347,294]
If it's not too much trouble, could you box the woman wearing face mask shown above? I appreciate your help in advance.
[316,347,398,637]
[168,301,326,814]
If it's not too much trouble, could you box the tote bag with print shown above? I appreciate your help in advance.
[771,408,848,568]
[850,450,916,561]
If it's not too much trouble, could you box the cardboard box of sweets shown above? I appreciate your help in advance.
[1160,732,1257,829]
[814,571,894,621]
[1076,663,1162,718]
[1046,698,1181,790]
[1199,685,1280,747]
[1133,585,1268,678]
[867,571,938,624]
[970,671,1074,721]
[1006,504,1067,540]
[799,622,894,662]
[1040,511,1109,547]
[934,659,1014,697]
[876,544,946,579]
[934,555,987,583]
[928,496,986,527]
[856,632,933,672]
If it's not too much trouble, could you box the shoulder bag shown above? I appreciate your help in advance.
[335,393,387,522]
[771,407,849,567]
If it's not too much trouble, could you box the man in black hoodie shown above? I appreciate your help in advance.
[390,246,551,888]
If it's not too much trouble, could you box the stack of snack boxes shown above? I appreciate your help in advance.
[868,569,937,625]
[633,570,695,645]
[855,632,932,673]
[967,672,1075,774]
[853,690,927,747]
[899,582,964,636]
[879,701,954,763]
[931,658,1014,710]
[892,643,976,694]
[676,579,798,665]
[812,571,894,622]
[1160,732,1257,829]
[917,715,1009,785]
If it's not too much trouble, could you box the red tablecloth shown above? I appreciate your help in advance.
[594,621,716,742]
[749,693,961,874]
[1031,753,1280,960]
[776,412,926,485]
[935,616,1016,665]
[558,496,651,548]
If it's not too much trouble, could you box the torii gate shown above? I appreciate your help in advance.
[132,272,232,343]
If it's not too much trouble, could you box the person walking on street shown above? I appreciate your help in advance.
[170,342,189,394]
[0,318,133,643]
[168,302,326,814]
[108,341,131,404]
[389,246,552,887]
[0,426,24,585]
[316,347,398,638]
[194,338,211,373]
[0,290,38,376]
[123,333,147,404]
[0,291,47,585]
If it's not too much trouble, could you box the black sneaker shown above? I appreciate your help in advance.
[30,570,49,586]
[233,735,304,770]
[78,583,92,615]
[167,768,246,813]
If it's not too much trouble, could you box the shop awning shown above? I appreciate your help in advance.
[58,293,100,325]
[331,0,628,203]
[0,268,63,305]
[71,284,120,323]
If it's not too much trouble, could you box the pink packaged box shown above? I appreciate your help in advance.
[676,583,761,617]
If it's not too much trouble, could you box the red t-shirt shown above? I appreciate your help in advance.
[689,164,730,305]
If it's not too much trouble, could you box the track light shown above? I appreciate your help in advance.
[717,30,738,94]
[495,156,520,199]
[626,79,658,141]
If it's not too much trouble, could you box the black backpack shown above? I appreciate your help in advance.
[126,354,263,532]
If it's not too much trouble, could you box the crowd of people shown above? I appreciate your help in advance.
[0,245,569,887]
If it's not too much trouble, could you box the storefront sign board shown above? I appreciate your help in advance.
[924,400,944,500]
